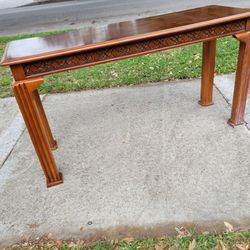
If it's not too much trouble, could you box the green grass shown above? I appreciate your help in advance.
[7,231,250,249]
[0,31,239,98]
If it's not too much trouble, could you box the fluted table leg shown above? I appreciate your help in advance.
[32,89,58,150]
[12,78,63,187]
[228,32,250,127]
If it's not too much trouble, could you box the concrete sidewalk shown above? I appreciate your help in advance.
[0,76,250,247]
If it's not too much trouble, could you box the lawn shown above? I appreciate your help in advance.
[0,31,239,98]
[6,230,250,249]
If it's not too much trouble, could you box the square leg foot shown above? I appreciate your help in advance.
[51,140,58,151]
[227,119,245,127]
[198,100,214,107]
[47,172,63,188]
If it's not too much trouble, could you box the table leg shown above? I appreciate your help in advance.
[12,78,63,187]
[32,89,58,150]
[199,39,216,106]
[228,32,250,127]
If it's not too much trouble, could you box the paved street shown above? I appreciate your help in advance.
[0,0,32,9]
[0,0,250,35]
[0,76,250,248]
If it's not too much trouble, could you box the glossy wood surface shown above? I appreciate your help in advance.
[228,31,250,126]
[1,5,250,65]
[12,78,63,187]
[199,40,216,106]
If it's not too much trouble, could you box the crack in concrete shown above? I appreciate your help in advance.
[214,74,250,132]
[0,94,46,170]
[0,124,26,169]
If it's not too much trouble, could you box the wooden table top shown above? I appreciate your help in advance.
[1,5,250,66]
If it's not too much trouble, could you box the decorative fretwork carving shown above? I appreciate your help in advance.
[23,20,246,77]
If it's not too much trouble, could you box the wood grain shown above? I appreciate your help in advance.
[12,78,63,187]
[32,89,58,151]
[1,5,250,66]
[199,40,216,106]
[228,32,250,126]
[21,20,245,79]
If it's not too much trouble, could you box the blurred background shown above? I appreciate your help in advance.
[0,0,250,36]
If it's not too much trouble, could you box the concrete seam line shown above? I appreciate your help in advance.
[0,114,26,169]
[214,79,250,132]
[213,81,232,107]
[0,94,46,169]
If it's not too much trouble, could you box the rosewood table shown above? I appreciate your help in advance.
[1,5,250,188]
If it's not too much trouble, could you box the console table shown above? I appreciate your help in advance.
[1,5,250,187]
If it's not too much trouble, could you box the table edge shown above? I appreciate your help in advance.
[1,7,250,67]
